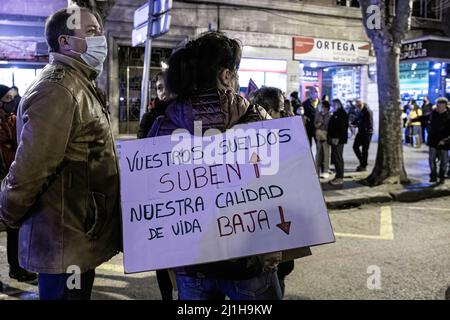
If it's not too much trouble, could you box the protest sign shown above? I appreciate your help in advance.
[120,116,335,273]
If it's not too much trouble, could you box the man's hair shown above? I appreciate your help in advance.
[322,100,330,109]
[45,7,102,53]
[250,87,283,112]
[332,99,344,109]
[290,91,299,99]
[436,97,449,105]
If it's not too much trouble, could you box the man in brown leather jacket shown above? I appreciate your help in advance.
[0,7,121,300]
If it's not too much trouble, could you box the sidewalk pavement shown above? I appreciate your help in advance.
[2,137,448,233]
[319,137,450,209]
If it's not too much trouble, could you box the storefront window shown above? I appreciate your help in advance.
[238,58,287,93]
[0,67,43,94]
[400,62,429,102]
[301,65,361,103]
[336,0,360,8]
[412,0,442,21]
[0,68,13,87]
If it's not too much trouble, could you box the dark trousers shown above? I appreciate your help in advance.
[277,260,294,297]
[331,144,345,179]
[156,269,173,300]
[6,227,20,272]
[306,127,316,147]
[38,269,95,300]
[421,123,430,144]
[429,147,449,180]
[353,133,372,168]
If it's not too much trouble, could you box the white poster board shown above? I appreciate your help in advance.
[120,116,335,273]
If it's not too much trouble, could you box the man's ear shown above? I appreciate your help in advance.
[58,35,71,52]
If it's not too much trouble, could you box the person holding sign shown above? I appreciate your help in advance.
[148,31,284,300]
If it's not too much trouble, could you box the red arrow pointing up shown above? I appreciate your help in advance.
[276,206,291,235]
[250,152,261,178]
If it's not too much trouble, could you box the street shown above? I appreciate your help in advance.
[2,195,449,300]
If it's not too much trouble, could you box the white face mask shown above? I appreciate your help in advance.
[68,35,107,75]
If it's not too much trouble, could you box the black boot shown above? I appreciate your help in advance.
[9,268,37,284]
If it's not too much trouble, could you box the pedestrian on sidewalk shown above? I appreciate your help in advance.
[290,91,302,116]
[148,31,285,300]
[421,96,433,144]
[327,99,349,186]
[302,86,321,147]
[314,100,332,178]
[406,100,422,148]
[351,99,373,171]
[0,8,122,300]
[345,100,358,138]
[0,85,37,284]
[412,97,450,184]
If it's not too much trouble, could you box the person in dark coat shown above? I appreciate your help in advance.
[302,86,321,147]
[421,96,433,144]
[351,99,373,171]
[290,91,302,116]
[0,85,37,284]
[327,99,349,185]
[137,72,172,139]
[412,97,450,184]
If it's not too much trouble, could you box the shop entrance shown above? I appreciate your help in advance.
[298,62,362,104]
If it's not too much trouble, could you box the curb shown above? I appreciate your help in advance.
[390,185,450,202]
[325,184,450,209]
[325,192,393,209]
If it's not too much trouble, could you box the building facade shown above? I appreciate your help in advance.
[0,0,449,138]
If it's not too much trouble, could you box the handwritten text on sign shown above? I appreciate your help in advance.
[120,117,335,273]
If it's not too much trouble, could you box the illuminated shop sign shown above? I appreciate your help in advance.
[293,37,370,64]
[401,40,450,61]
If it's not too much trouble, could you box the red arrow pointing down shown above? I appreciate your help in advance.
[276,206,291,235]
[249,152,261,178]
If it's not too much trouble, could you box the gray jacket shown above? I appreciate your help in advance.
[0,53,121,274]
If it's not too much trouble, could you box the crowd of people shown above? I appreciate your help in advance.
[281,86,375,186]
[0,5,449,301]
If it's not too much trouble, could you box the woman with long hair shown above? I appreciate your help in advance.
[147,32,284,300]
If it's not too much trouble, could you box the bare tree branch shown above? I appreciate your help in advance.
[389,0,413,44]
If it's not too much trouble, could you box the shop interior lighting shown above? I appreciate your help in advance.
[432,63,442,70]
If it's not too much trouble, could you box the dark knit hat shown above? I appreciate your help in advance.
[0,84,11,100]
